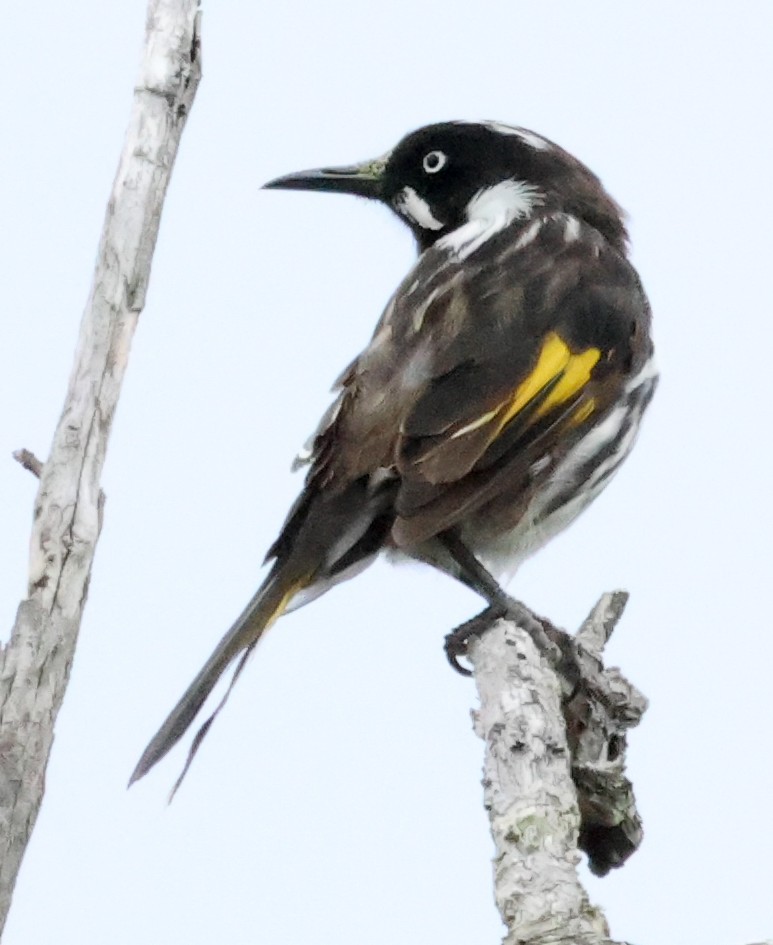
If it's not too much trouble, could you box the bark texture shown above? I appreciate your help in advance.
[468,596,772,945]
[0,1,201,933]
[468,594,642,945]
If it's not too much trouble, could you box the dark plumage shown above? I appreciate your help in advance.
[131,121,657,792]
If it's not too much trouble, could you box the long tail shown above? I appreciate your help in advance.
[129,476,397,795]
[129,563,308,794]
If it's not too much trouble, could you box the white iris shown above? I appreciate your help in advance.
[422,150,447,174]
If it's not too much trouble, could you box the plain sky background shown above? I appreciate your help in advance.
[2,2,773,943]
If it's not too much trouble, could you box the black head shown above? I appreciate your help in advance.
[264,121,627,253]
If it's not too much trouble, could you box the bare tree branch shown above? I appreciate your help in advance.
[12,449,44,478]
[468,596,771,944]
[0,1,201,933]
[468,595,643,945]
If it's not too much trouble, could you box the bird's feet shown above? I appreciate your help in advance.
[444,606,502,676]
[445,595,580,687]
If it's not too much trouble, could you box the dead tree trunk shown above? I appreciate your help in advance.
[0,1,202,934]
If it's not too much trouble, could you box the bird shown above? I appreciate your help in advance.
[130,120,657,793]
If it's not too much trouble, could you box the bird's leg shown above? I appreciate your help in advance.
[438,530,564,675]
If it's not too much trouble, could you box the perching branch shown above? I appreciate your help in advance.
[467,592,644,945]
[0,1,201,934]
[468,595,773,945]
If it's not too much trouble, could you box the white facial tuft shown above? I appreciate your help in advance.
[394,186,444,231]
[466,179,543,224]
[438,179,543,260]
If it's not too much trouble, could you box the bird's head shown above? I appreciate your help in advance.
[264,121,628,253]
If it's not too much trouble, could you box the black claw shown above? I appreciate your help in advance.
[443,595,584,687]
[444,632,474,676]
[444,605,503,676]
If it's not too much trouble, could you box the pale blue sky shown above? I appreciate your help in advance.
[2,2,772,943]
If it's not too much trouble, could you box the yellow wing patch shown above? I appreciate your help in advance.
[498,333,573,429]
[570,397,596,426]
[537,344,600,416]
[450,332,600,445]
[500,332,599,431]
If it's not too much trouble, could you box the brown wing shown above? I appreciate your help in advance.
[390,215,652,546]
[305,213,652,550]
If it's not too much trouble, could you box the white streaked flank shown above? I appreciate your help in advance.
[471,358,657,584]
[625,354,659,392]
[583,412,641,491]
[475,403,634,582]
[529,455,552,476]
[394,185,444,230]
[562,404,630,471]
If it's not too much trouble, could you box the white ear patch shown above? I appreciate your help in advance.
[466,179,543,223]
[394,186,444,230]
[438,179,543,260]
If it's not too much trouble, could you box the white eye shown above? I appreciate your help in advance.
[422,150,447,174]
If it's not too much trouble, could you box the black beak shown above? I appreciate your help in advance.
[263,155,388,199]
